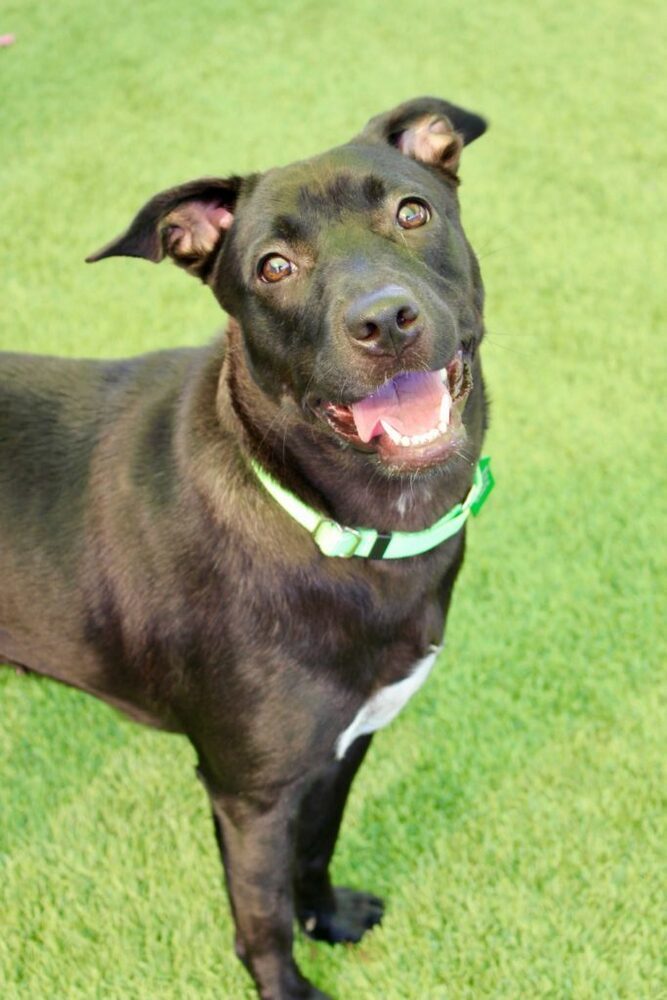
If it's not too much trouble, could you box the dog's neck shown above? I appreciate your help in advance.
[217,321,484,536]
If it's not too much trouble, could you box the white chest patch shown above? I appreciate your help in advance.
[335,644,442,759]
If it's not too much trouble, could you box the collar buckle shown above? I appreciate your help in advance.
[313,518,363,558]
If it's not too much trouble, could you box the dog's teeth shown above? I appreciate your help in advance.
[440,393,451,426]
[393,428,446,447]
[439,367,448,384]
[380,420,402,445]
[383,423,450,448]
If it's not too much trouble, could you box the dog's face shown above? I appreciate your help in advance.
[89,98,487,474]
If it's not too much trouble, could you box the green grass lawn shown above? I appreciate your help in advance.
[1,0,665,997]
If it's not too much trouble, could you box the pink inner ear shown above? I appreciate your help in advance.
[206,203,235,231]
[163,199,236,265]
[397,115,459,167]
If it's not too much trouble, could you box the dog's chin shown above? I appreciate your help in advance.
[313,351,473,474]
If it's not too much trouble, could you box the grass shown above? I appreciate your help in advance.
[1,0,665,997]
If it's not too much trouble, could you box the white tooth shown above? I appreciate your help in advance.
[439,367,448,384]
[438,421,449,433]
[440,392,451,426]
[400,436,412,446]
[426,429,439,441]
[380,419,402,445]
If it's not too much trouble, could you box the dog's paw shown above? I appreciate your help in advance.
[298,886,384,945]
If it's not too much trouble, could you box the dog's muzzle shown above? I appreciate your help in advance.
[315,349,473,471]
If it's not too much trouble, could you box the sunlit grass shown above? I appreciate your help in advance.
[1,0,665,996]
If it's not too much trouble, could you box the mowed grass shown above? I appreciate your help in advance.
[1,1,665,998]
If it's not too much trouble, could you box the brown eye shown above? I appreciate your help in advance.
[397,200,431,229]
[259,254,295,283]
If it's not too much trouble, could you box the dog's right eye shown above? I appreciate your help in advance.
[396,199,431,229]
[258,254,296,283]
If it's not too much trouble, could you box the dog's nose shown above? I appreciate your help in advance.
[345,285,421,355]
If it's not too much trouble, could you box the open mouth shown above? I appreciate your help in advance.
[317,350,473,470]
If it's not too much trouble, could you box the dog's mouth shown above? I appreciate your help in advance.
[315,350,473,470]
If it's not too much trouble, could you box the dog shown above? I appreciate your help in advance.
[0,97,492,1000]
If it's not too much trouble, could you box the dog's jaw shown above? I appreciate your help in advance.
[314,350,473,473]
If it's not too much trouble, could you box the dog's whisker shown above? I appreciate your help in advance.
[473,227,517,259]
[483,334,539,360]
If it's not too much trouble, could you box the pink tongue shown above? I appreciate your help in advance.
[350,370,448,443]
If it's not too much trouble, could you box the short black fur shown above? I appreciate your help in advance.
[2,97,490,1000]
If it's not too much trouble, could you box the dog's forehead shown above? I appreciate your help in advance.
[236,143,443,243]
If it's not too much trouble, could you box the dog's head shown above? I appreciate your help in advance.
[89,98,487,474]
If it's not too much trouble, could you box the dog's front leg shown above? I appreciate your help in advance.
[200,772,331,1000]
[294,734,384,945]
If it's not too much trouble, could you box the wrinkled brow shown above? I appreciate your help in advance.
[297,173,388,220]
[269,214,312,244]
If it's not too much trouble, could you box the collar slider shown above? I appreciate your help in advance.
[313,518,363,558]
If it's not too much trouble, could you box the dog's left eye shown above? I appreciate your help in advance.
[396,200,431,229]
[258,254,296,283]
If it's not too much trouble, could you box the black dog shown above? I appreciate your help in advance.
[0,97,492,1000]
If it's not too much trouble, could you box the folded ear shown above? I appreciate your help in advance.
[86,176,243,280]
[358,97,487,176]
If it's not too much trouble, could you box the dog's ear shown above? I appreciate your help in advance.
[86,176,243,280]
[358,97,487,176]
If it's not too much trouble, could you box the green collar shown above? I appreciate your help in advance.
[250,455,494,559]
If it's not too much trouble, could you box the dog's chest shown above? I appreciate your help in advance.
[335,645,442,759]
